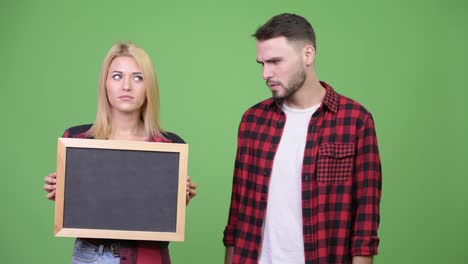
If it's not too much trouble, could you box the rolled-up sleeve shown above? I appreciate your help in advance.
[351,113,382,256]
[223,113,250,247]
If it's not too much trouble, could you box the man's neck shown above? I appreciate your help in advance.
[285,76,326,109]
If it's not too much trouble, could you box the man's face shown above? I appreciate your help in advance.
[256,36,306,100]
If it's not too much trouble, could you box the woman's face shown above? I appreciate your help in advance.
[105,56,146,115]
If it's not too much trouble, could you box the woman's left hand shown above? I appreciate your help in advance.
[186,176,197,206]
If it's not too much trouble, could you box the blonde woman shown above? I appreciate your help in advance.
[43,42,197,264]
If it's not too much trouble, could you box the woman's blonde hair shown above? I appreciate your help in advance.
[88,41,164,139]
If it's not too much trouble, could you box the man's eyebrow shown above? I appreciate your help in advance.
[257,57,282,64]
[265,57,281,62]
[256,57,282,64]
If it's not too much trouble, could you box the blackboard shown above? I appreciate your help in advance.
[54,138,188,241]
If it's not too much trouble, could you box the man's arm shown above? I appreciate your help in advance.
[225,246,234,264]
[223,113,250,262]
[351,113,382,256]
[353,256,373,264]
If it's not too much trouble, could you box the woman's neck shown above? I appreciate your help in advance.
[108,111,147,141]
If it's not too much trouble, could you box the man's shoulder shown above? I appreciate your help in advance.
[336,92,373,118]
[63,124,92,138]
[241,98,275,120]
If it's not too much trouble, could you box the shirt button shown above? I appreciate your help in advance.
[263,169,270,176]
[270,144,275,150]
[310,125,316,132]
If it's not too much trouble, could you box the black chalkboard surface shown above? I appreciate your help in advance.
[54,138,188,241]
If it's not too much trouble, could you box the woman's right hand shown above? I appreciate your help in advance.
[44,172,57,201]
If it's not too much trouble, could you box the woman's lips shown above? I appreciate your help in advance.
[118,95,134,100]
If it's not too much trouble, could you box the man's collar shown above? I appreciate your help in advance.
[268,81,339,113]
[320,81,338,113]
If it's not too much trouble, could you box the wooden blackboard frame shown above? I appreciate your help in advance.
[54,138,188,241]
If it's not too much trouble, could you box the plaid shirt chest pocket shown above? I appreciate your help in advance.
[317,143,355,183]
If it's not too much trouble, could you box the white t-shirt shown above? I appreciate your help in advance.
[259,102,320,264]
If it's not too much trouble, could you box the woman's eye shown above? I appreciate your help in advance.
[134,75,143,81]
[112,74,122,80]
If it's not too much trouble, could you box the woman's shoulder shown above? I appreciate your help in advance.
[62,124,92,138]
[161,131,186,144]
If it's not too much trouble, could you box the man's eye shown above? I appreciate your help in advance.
[134,75,143,81]
[112,74,122,80]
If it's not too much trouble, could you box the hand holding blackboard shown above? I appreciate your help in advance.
[53,138,189,241]
[44,172,57,200]
[186,176,197,205]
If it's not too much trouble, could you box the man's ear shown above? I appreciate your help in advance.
[304,44,315,66]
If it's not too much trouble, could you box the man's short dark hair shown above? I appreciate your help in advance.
[253,13,316,50]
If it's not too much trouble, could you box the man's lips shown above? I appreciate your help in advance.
[267,82,281,89]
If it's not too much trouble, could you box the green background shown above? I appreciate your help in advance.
[1,0,467,263]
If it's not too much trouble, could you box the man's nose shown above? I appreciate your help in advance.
[262,65,273,80]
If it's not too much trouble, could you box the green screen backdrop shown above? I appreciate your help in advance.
[1,0,467,263]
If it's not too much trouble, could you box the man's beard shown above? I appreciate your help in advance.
[270,68,306,100]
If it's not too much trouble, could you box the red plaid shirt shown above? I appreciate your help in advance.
[223,82,382,264]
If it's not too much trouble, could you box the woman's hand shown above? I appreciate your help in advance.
[186,176,197,206]
[44,172,57,201]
